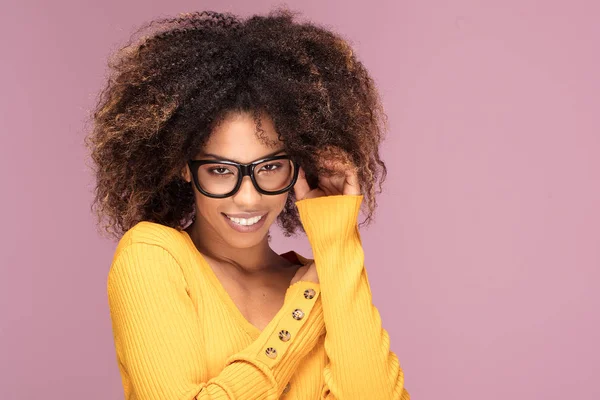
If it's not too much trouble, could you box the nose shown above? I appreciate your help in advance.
[232,175,261,206]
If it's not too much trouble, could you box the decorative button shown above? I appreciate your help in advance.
[265,347,278,359]
[282,382,291,394]
[278,330,291,342]
[292,309,305,320]
[304,288,316,299]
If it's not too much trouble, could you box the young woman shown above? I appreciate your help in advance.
[86,8,410,400]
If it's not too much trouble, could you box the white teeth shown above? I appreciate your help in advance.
[226,214,263,226]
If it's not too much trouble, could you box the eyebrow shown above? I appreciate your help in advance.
[198,149,287,163]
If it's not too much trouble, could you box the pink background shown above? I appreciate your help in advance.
[1,0,599,399]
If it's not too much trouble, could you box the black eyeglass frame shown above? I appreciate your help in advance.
[187,155,300,198]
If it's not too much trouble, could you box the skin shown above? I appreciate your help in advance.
[180,110,360,330]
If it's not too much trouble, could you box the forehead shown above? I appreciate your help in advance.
[198,112,284,163]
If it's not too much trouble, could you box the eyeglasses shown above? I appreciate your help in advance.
[187,155,300,198]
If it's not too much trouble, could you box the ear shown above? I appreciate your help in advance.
[181,164,191,183]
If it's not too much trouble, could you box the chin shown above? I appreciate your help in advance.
[222,230,271,249]
[218,214,274,248]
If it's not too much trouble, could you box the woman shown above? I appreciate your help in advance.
[86,8,410,400]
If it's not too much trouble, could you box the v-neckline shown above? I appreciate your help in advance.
[180,230,311,340]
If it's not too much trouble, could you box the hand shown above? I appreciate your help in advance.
[289,261,319,285]
[293,147,361,201]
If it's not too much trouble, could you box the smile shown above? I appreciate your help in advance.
[224,214,264,226]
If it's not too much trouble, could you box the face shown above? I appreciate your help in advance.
[182,111,290,249]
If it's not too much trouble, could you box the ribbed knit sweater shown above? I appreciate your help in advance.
[107,194,410,399]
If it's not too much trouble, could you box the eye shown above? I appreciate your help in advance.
[209,166,234,176]
[258,162,283,173]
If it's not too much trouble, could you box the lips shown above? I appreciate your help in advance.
[222,212,268,233]
[223,212,267,218]
[225,214,263,225]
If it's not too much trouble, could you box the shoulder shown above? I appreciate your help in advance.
[280,250,313,267]
[113,221,190,265]
[108,222,195,292]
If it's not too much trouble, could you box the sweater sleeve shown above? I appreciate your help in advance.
[295,194,410,400]
[107,242,325,400]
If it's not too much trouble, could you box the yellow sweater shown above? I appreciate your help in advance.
[108,194,410,399]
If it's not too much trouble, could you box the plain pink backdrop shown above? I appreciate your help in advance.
[1,0,598,399]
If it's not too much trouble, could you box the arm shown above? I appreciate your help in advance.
[296,194,410,400]
[108,242,325,400]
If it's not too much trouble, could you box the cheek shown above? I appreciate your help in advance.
[193,194,220,220]
[269,194,290,214]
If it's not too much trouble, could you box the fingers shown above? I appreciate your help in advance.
[318,175,342,196]
[294,146,362,199]
[343,167,361,195]
[318,161,360,196]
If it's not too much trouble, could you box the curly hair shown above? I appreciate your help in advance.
[85,7,389,240]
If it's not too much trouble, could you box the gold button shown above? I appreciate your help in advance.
[304,288,316,299]
[292,309,305,320]
[265,347,277,359]
[282,382,291,394]
[279,330,291,341]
